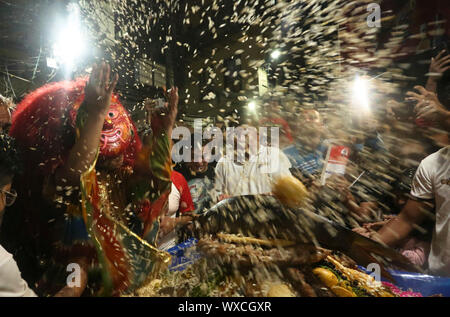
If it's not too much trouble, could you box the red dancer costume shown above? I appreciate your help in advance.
[8,64,174,296]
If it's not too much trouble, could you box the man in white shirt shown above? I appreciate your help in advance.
[0,245,36,297]
[215,125,292,198]
[375,146,450,276]
[0,134,36,297]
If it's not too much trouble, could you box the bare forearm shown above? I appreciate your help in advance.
[136,130,172,193]
[425,78,438,93]
[160,216,190,236]
[55,62,118,186]
[57,106,105,185]
[160,217,176,236]
[375,214,415,247]
[375,199,426,247]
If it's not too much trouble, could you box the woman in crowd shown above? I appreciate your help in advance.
[158,170,196,251]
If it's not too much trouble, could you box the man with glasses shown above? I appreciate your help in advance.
[0,133,36,296]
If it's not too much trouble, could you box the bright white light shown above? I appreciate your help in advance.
[248,101,257,112]
[46,57,58,69]
[52,4,85,70]
[270,50,281,60]
[352,76,370,113]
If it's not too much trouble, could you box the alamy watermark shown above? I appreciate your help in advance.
[66,263,81,287]
[367,263,381,282]
[367,3,381,28]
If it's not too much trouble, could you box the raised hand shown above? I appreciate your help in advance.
[426,50,450,93]
[148,87,178,137]
[428,50,450,79]
[164,87,179,133]
[143,98,158,123]
[56,62,119,186]
[406,85,448,124]
[84,62,119,116]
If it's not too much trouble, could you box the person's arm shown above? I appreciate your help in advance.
[374,153,435,246]
[373,199,427,247]
[142,88,178,144]
[348,201,379,223]
[425,50,450,93]
[55,62,118,186]
[133,88,178,185]
[406,85,450,130]
[160,214,196,236]
[126,89,178,241]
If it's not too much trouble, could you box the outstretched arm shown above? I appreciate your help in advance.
[372,199,426,247]
[425,50,450,93]
[55,62,118,186]
[147,87,178,141]
[135,87,178,184]
[129,88,178,240]
[406,85,450,130]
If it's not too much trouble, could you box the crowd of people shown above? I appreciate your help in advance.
[0,46,449,296]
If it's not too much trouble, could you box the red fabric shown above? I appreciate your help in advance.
[138,191,170,238]
[170,171,195,214]
[10,78,142,175]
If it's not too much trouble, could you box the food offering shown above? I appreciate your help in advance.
[134,178,426,297]
[195,233,399,297]
[134,232,425,297]
[312,256,395,297]
[130,184,431,298]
